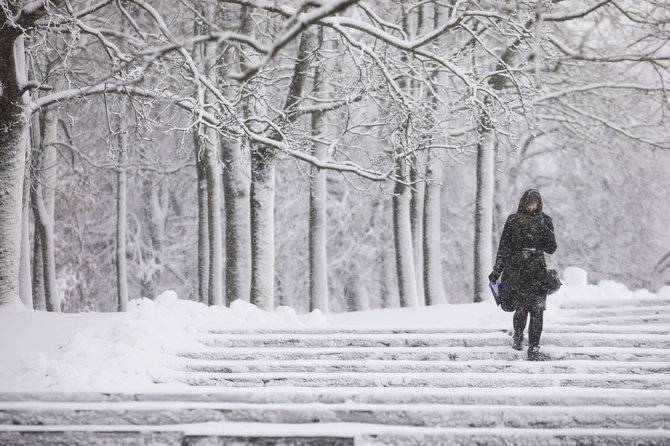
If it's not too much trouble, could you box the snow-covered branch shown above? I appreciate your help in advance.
[543,0,612,22]
[533,83,668,103]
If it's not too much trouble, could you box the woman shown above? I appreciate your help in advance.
[489,189,557,361]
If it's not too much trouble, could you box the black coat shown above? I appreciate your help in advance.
[491,190,557,300]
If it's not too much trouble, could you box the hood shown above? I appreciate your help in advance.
[516,189,543,215]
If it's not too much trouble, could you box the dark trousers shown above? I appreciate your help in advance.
[513,304,544,349]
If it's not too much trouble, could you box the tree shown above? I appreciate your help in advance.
[115,98,129,312]
[0,7,37,306]
[308,29,330,313]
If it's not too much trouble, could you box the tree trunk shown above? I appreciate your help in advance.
[204,126,223,306]
[423,150,447,305]
[393,161,419,307]
[309,143,329,313]
[40,107,58,221]
[194,131,209,304]
[250,145,275,311]
[0,122,28,306]
[346,276,370,312]
[34,107,59,311]
[222,137,251,304]
[31,185,58,311]
[0,30,29,306]
[376,198,397,309]
[29,112,45,310]
[115,120,129,312]
[141,178,167,298]
[309,56,329,313]
[410,161,425,306]
[31,226,45,310]
[473,124,495,303]
[19,137,32,308]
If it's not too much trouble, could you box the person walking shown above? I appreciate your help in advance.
[488,189,557,361]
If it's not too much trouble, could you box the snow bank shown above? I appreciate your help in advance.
[0,267,665,391]
[0,292,325,392]
[551,267,664,304]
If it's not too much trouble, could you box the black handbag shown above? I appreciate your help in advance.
[545,269,562,295]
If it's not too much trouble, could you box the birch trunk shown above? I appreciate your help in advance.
[40,107,58,221]
[393,6,419,309]
[346,277,370,311]
[249,146,275,310]
[0,117,27,304]
[222,137,251,304]
[309,57,328,313]
[423,151,447,305]
[195,35,223,307]
[0,29,30,306]
[410,162,425,306]
[31,184,58,311]
[378,198,398,308]
[141,179,167,298]
[194,131,209,304]
[473,125,495,303]
[35,107,59,311]
[204,125,223,306]
[309,141,328,313]
[19,137,32,308]
[115,120,129,312]
[218,4,251,305]
[393,162,419,307]
[30,112,45,310]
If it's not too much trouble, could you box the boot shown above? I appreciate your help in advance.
[527,346,550,361]
[512,337,523,351]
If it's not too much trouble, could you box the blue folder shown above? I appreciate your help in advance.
[489,281,500,306]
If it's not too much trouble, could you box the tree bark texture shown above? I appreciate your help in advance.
[115,119,129,312]
[194,130,209,304]
[222,137,251,305]
[195,35,224,307]
[32,106,59,312]
[0,18,32,306]
[250,146,275,310]
[423,150,447,305]
[31,181,58,311]
[410,161,425,306]
[309,55,329,314]
[393,162,419,308]
[473,124,495,303]
[204,125,223,306]
[19,136,32,308]
[140,178,167,298]
[29,112,45,310]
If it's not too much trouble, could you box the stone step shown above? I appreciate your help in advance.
[188,332,670,349]
[0,430,350,446]
[2,424,667,446]
[177,345,670,362]
[1,402,668,429]
[173,371,670,389]
[360,428,670,446]
[558,298,670,310]
[550,314,670,325]
[196,325,670,335]
[178,359,670,375]
[556,305,670,318]
[4,387,668,407]
[0,431,186,446]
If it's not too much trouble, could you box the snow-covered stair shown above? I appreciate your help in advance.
[1,295,670,445]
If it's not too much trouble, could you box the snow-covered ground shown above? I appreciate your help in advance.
[0,267,667,392]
